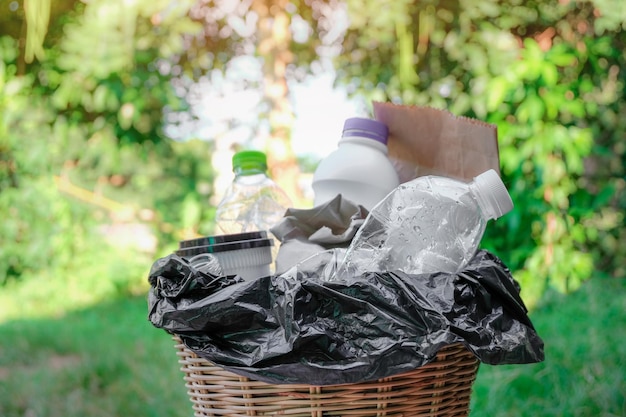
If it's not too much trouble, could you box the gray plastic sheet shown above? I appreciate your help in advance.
[148,250,544,386]
[270,194,368,273]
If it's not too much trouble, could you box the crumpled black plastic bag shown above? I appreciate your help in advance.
[148,250,544,385]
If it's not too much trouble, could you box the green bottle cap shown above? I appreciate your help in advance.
[232,150,268,173]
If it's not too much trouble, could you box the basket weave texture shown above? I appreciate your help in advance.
[173,336,479,417]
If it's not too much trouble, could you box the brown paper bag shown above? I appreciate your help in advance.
[373,102,500,183]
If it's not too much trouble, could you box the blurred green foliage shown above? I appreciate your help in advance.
[1,1,623,414]
[1,0,624,311]
[337,0,626,306]
[0,1,215,313]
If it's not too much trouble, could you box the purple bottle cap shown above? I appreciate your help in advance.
[342,118,389,145]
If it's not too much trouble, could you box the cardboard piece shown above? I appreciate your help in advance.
[373,102,500,182]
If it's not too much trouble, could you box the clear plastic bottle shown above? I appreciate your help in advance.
[312,117,400,210]
[336,169,513,278]
[215,150,292,235]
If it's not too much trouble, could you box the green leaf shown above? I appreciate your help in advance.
[547,45,577,67]
[486,77,508,111]
[541,63,558,86]
[562,98,586,118]
[92,85,109,112]
[516,91,545,123]
[593,184,616,209]
[180,194,201,229]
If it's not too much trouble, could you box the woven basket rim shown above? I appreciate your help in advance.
[171,336,479,417]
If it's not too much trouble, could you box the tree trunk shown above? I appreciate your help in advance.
[252,0,304,207]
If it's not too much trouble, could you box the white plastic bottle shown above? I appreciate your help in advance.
[312,117,400,211]
[215,150,292,235]
[336,169,514,278]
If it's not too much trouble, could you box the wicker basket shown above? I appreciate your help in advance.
[173,337,479,417]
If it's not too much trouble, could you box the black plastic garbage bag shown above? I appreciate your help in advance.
[148,250,544,386]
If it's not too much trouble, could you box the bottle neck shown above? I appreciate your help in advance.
[468,181,496,220]
[339,135,389,154]
[234,167,268,177]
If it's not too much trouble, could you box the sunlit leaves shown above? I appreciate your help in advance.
[0,0,214,288]
[23,0,51,63]
[592,0,626,32]
[0,45,72,285]
[337,0,626,302]
[395,19,419,89]
[516,91,545,123]
[545,43,577,67]
[486,77,508,112]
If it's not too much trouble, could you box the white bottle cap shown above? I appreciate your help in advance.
[473,169,514,220]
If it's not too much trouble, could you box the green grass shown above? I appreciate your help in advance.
[0,277,624,417]
[0,296,187,417]
[470,276,626,417]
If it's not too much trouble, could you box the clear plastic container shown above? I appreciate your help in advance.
[312,118,400,210]
[336,169,514,278]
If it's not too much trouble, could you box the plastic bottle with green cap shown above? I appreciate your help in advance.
[215,150,292,235]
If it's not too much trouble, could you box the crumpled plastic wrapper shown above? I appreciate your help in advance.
[270,195,369,273]
[148,250,544,386]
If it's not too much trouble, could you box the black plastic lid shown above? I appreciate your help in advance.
[179,231,268,249]
[176,238,274,257]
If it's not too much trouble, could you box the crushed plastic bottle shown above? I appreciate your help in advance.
[336,169,513,278]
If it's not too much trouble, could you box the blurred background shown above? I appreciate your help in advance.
[0,1,624,416]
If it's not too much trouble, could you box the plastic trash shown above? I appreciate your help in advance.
[269,194,369,273]
[215,150,292,235]
[312,118,400,210]
[147,250,544,386]
[336,169,513,278]
[177,231,273,281]
[183,252,223,276]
